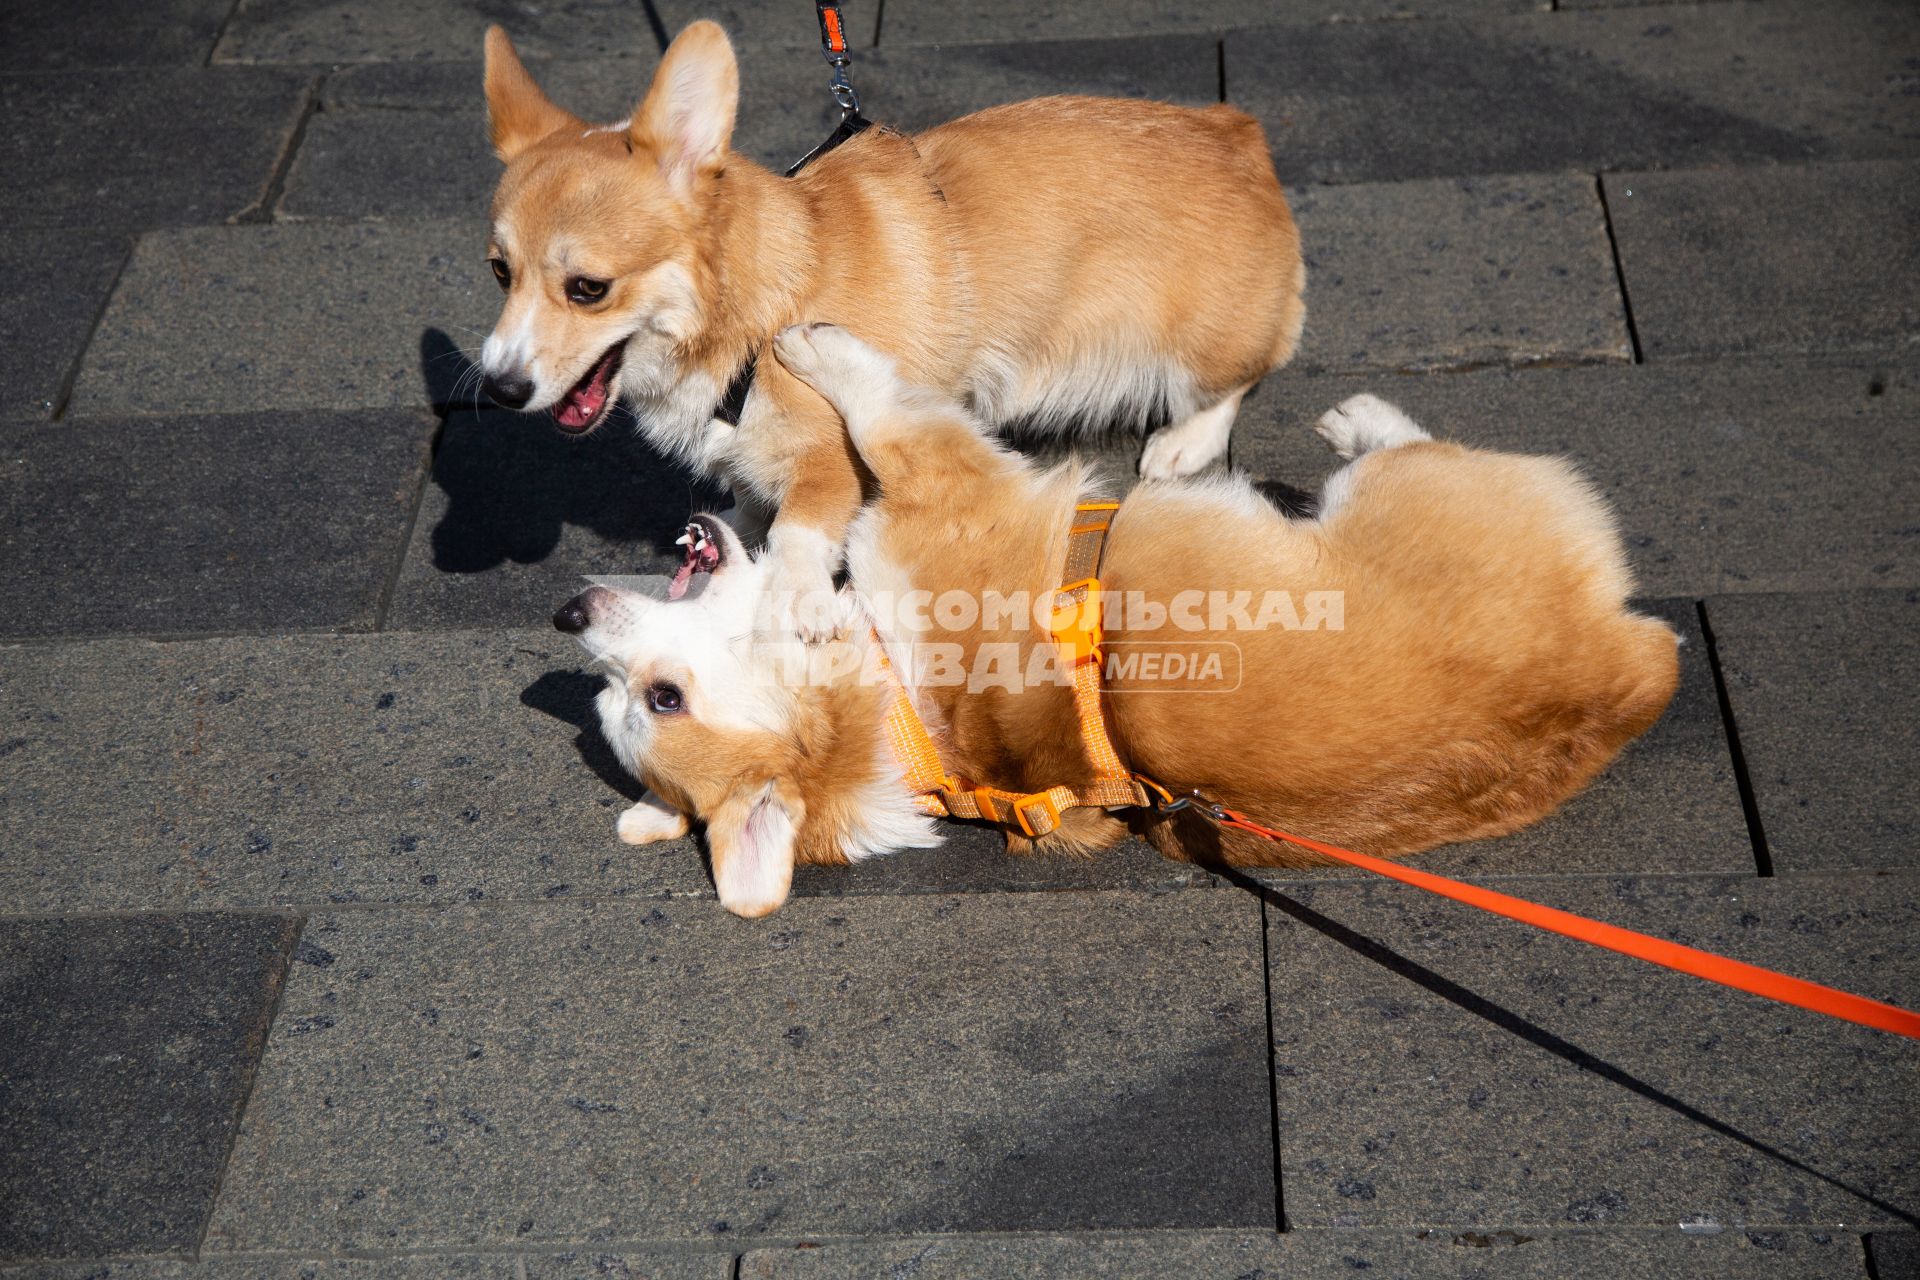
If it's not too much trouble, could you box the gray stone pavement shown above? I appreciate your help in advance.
[1,1,1917,1276]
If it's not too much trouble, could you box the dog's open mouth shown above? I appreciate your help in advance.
[552,341,626,433]
[668,515,726,600]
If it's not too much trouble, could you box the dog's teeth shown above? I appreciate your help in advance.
[674,532,692,547]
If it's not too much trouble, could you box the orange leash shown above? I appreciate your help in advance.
[1212,808,1920,1042]
[874,498,1919,1043]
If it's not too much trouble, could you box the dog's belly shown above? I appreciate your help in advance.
[964,347,1199,436]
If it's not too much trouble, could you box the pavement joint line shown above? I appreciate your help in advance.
[48,234,134,422]
[236,71,323,225]
[1216,36,1227,103]
[873,0,887,48]
[189,913,306,1262]
[1595,172,1646,365]
[372,416,445,632]
[1696,599,1777,878]
[1255,894,1288,1232]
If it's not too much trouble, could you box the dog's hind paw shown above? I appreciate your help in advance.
[1315,393,1430,459]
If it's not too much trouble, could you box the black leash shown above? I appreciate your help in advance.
[784,0,872,177]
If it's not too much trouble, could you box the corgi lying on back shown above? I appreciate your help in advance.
[480,21,1304,635]
[555,326,1678,918]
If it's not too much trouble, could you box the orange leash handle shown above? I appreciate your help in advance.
[1217,810,1920,1042]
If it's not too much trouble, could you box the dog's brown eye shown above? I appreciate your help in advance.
[488,258,511,289]
[647,682,684,714]
[568,276,609,304]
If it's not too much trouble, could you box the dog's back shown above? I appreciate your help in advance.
[1106,435,1679,865]
[912,96,1304,432]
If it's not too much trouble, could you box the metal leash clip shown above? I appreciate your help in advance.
[814,0,861,119]
[1135,776,1230,824]
[786,1,873,176]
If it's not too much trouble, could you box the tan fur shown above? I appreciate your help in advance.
[483,23,1304,625]
[564,329,1678,917]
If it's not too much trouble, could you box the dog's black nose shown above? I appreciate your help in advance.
[553,599,591,634]
[483,371,534,410]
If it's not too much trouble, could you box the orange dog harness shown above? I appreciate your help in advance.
[871,500,1920,1040]
[876,502,1166,838]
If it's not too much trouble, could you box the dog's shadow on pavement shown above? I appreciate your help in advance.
[519,667,647,804]
[419,329,725,575]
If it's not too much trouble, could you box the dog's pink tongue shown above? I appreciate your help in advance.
[668,559,696,600]
[553,359,611,430]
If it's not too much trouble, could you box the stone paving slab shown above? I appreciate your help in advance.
[740,1228,1867,1278]
[385,415,1140,634]
[1232,359,1920,600]
[389,396,1140,622]
[0,627,1253,915]
[0,410,432,640]
[0,0,233,70]
[72,175,1623,415]
[1265,874,1919,1230]
[0,69,312,232]
[321,58,649,118]
[522,1251,733,1280]
[842,35,1219,133]
[881,0,1535,47]
[1870,1232,1920,1280]
[0,1250,731,1278]
[201,892,1273,1251]
[214,0,661,65]
[286,35,1216,221]
[792,821,1213,899]
[0,228,127,420]
[69,221,496,417]
[0,912,298,1262]
[1287,173,1631,374]
[386,407,722,631]
[1607,161,1920,362]
[0,631,713,914]
[279,111,503,224]
[1705,590,1918,875]
[1239,598,1750,883]
[1226,1,1920,187]
[287,50,829,221]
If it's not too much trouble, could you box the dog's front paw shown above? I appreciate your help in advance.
[762,566,846,642]
[759,529,848,643]
[617,798,690,845]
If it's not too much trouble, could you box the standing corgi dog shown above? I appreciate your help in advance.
[555,325,1679,918]
[480,21,1304,635]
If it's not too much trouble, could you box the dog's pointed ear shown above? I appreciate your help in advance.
[484,26,581,161]
[631,20,739,197]
[707,779,801,919]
